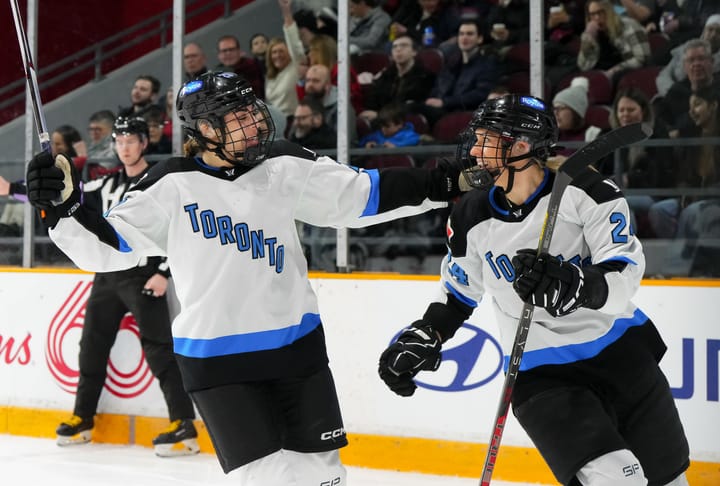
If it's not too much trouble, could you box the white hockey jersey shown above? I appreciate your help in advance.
[49,141,449,389]
[437,167,655,371]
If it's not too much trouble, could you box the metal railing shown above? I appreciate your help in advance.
[1,137,719,277]
[0,0,234,117]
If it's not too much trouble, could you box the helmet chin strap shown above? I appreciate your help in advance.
[502,155,536,193]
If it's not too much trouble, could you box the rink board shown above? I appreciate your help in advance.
[0,268,718,484]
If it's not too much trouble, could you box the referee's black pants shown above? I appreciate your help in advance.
[73,270,195,421]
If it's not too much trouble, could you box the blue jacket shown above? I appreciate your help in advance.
[359,123,420,148]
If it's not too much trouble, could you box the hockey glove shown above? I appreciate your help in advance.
[428,158,462,201]
[26,151,81,228]
[511,249,588,317]
[378,322,442,397]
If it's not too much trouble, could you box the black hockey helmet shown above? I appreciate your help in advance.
[456,95,558,190]
[112,116,149,140]
[176,71,275,166]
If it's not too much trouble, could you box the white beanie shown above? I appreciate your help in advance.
[706,14,720,27]
[553,77,590,118]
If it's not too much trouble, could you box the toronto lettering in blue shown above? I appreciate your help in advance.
[184,203,284,273]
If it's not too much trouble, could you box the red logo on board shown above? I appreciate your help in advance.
[45,281,154,398]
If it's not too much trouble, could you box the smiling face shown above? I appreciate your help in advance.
[270,41,291,71]
[616,96,644,126]
[467,128,532,191]
[131,79,155,106]
[688,94,718,128]
[200,105,270,164]
[683,46,713,85]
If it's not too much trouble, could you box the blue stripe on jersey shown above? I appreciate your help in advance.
[173,313,322,358]
[488,168,550,216]
[444,281,479,308]
[602,255,638,266]
[505,307,648,371]
[115,230,132,252]
[361,169,380,216]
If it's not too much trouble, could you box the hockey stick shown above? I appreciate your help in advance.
[10,0,51,153]
[479,122,652,486]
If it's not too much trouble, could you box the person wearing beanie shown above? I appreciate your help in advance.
[552,77,602,155]
[656,15,720,96]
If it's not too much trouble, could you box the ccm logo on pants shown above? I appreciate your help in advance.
[320,428,345,440]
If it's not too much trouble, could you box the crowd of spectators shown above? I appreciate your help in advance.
[4,0,718,275]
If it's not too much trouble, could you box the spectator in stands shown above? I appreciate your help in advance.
[610,87,674,237]
[183,42,208,81]
[552,77,603,155]
[118,74,162,119]
[646,1,717,48]
[359,34,435,122]
[51,125,86,159]
[304,64,358,143]
[656,39,720,135]
[577,0,650,83]
[616,0,655,26]
[289,98,336,149]
[349,0,391,55]
[306,34,363,112]
[50,125,90,179]
[142,105,172,155]
[656,15,720,97]
[216,34,265,97]
[249,33,269,74]
[415,19,501,126]
[162,88,174,140]
[650,86,720,238]
[390,0,459,49]
[266,0,307,118]
[360,104,420,148]
[485,0,531,56]
[86,110,116,163]
[545,1,587,85]
[650,86,720,276]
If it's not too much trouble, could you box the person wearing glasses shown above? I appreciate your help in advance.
[578,0,650,82]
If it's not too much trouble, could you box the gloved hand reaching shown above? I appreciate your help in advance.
[378,322,442,396]
[26,151,81,227]
[428,158,463,200]
[511,249,588,317]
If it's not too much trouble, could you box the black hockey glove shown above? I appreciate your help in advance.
[26,151,81,228]
[428,158,462,201]
[378,322,442,397]
[511,249,589,317]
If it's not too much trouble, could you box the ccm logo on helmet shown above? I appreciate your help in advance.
[320,427,345,440]
[240,87,253,95]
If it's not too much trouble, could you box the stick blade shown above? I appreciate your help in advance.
[559,122,652,179]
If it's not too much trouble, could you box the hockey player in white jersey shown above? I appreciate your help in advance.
[24,71,461,485]
[378,95,691,486]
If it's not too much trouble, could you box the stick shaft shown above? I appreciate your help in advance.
[10,0,50,153]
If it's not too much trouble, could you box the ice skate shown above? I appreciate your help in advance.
[56,415,93,446]
[152,419,200,457]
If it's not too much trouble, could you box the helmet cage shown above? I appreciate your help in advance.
[176,72,275,166]
[455,95,558,190]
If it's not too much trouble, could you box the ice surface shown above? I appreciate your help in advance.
[0,434,552,485]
